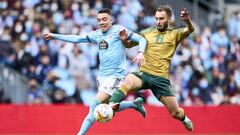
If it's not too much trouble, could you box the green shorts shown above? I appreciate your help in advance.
[132,71,175,99]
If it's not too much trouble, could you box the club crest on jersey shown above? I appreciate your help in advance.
[155,35,163,43]
[99,40,109,50]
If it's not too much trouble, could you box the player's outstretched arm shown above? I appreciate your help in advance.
[181,8,194,35]
[119,29,138,48]
[43,33,55,40]
[43,33,90,43]
[130,32,147,54]
[119,29,147,66]
[124,30,147,66]
[132,52,145,67]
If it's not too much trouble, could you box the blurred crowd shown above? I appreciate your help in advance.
[0,0,239,106]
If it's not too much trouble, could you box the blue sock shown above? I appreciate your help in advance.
[77,99,101,135]
[117,101,137,112]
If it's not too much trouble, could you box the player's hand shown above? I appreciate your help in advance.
[132,52,145,67]
[43,33,54,40]
[180,8,190,21]
[119,29,128,41]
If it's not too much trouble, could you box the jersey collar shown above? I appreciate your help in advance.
[101,25,114,34]
[154,26,174,34]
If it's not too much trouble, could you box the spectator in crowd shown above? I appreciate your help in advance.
[0,84,11,104]
[68,44,95,105]
[228,10,240,40]
[27,78,49,104]
[35,54,53,83]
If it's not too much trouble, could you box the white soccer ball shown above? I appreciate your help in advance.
[94,104,114,123]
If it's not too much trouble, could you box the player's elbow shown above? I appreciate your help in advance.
[141,38,147,45]
[139,37,147,47]
[183,28,194,36]
[189,26,194,33]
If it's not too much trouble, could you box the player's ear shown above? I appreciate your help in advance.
[110,17,113,24]
[167,16,172,21]
[167,17,171,24]
[168,19,175,27]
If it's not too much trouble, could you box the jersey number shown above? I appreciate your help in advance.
[155,35,163,44]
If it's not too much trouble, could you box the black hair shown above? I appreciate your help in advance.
[97,8,112,15]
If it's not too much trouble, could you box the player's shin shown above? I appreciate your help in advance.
[109,85,127,103]
[109,87,127,112]
[118,101,136,111]
[118,97,146,117]
[77,99,101,135]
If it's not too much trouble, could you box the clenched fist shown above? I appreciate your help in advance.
[43,33,54,40]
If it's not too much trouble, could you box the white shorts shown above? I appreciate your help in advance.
[97,76,124,96]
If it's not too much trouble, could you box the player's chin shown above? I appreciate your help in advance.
[157,26,164,31]
[100,28,106,32]
[157,24,162,28]
[100,26,108,32]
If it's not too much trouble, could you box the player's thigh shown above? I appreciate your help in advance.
[123,73,143,92]
[159,96,180,112]
[97,76,122,103]
[95,91,111,103]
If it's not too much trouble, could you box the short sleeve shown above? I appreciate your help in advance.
[175,28,190,44]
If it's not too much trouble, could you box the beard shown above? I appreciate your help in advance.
[157,23,168,32]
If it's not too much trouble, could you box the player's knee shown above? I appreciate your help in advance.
[123,74,138,89]
[122,81,132,90]
[123,76,134,89]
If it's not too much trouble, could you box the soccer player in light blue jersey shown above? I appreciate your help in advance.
[43,8,147,135]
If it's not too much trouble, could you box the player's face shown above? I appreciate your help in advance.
[97,13,113,32]
[155,11,169,31]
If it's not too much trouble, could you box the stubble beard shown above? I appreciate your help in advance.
[157,23,168,32]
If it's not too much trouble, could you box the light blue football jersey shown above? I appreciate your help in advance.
[53,24,146,78]
[87,25,130,77]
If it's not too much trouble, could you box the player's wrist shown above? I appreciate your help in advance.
[51,33,56,39]
[121,38,130,43]
[184,19,191,24]
[138,47,145,54]
[185,19,194,32]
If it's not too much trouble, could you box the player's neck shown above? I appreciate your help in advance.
[158,28,167,32]
[102,25,113,34]
[157,26,172,32]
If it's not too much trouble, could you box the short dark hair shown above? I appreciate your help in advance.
[156,6,172,18]
[98,8,112,15]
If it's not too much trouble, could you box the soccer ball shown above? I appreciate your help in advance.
[94,104,114,123]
